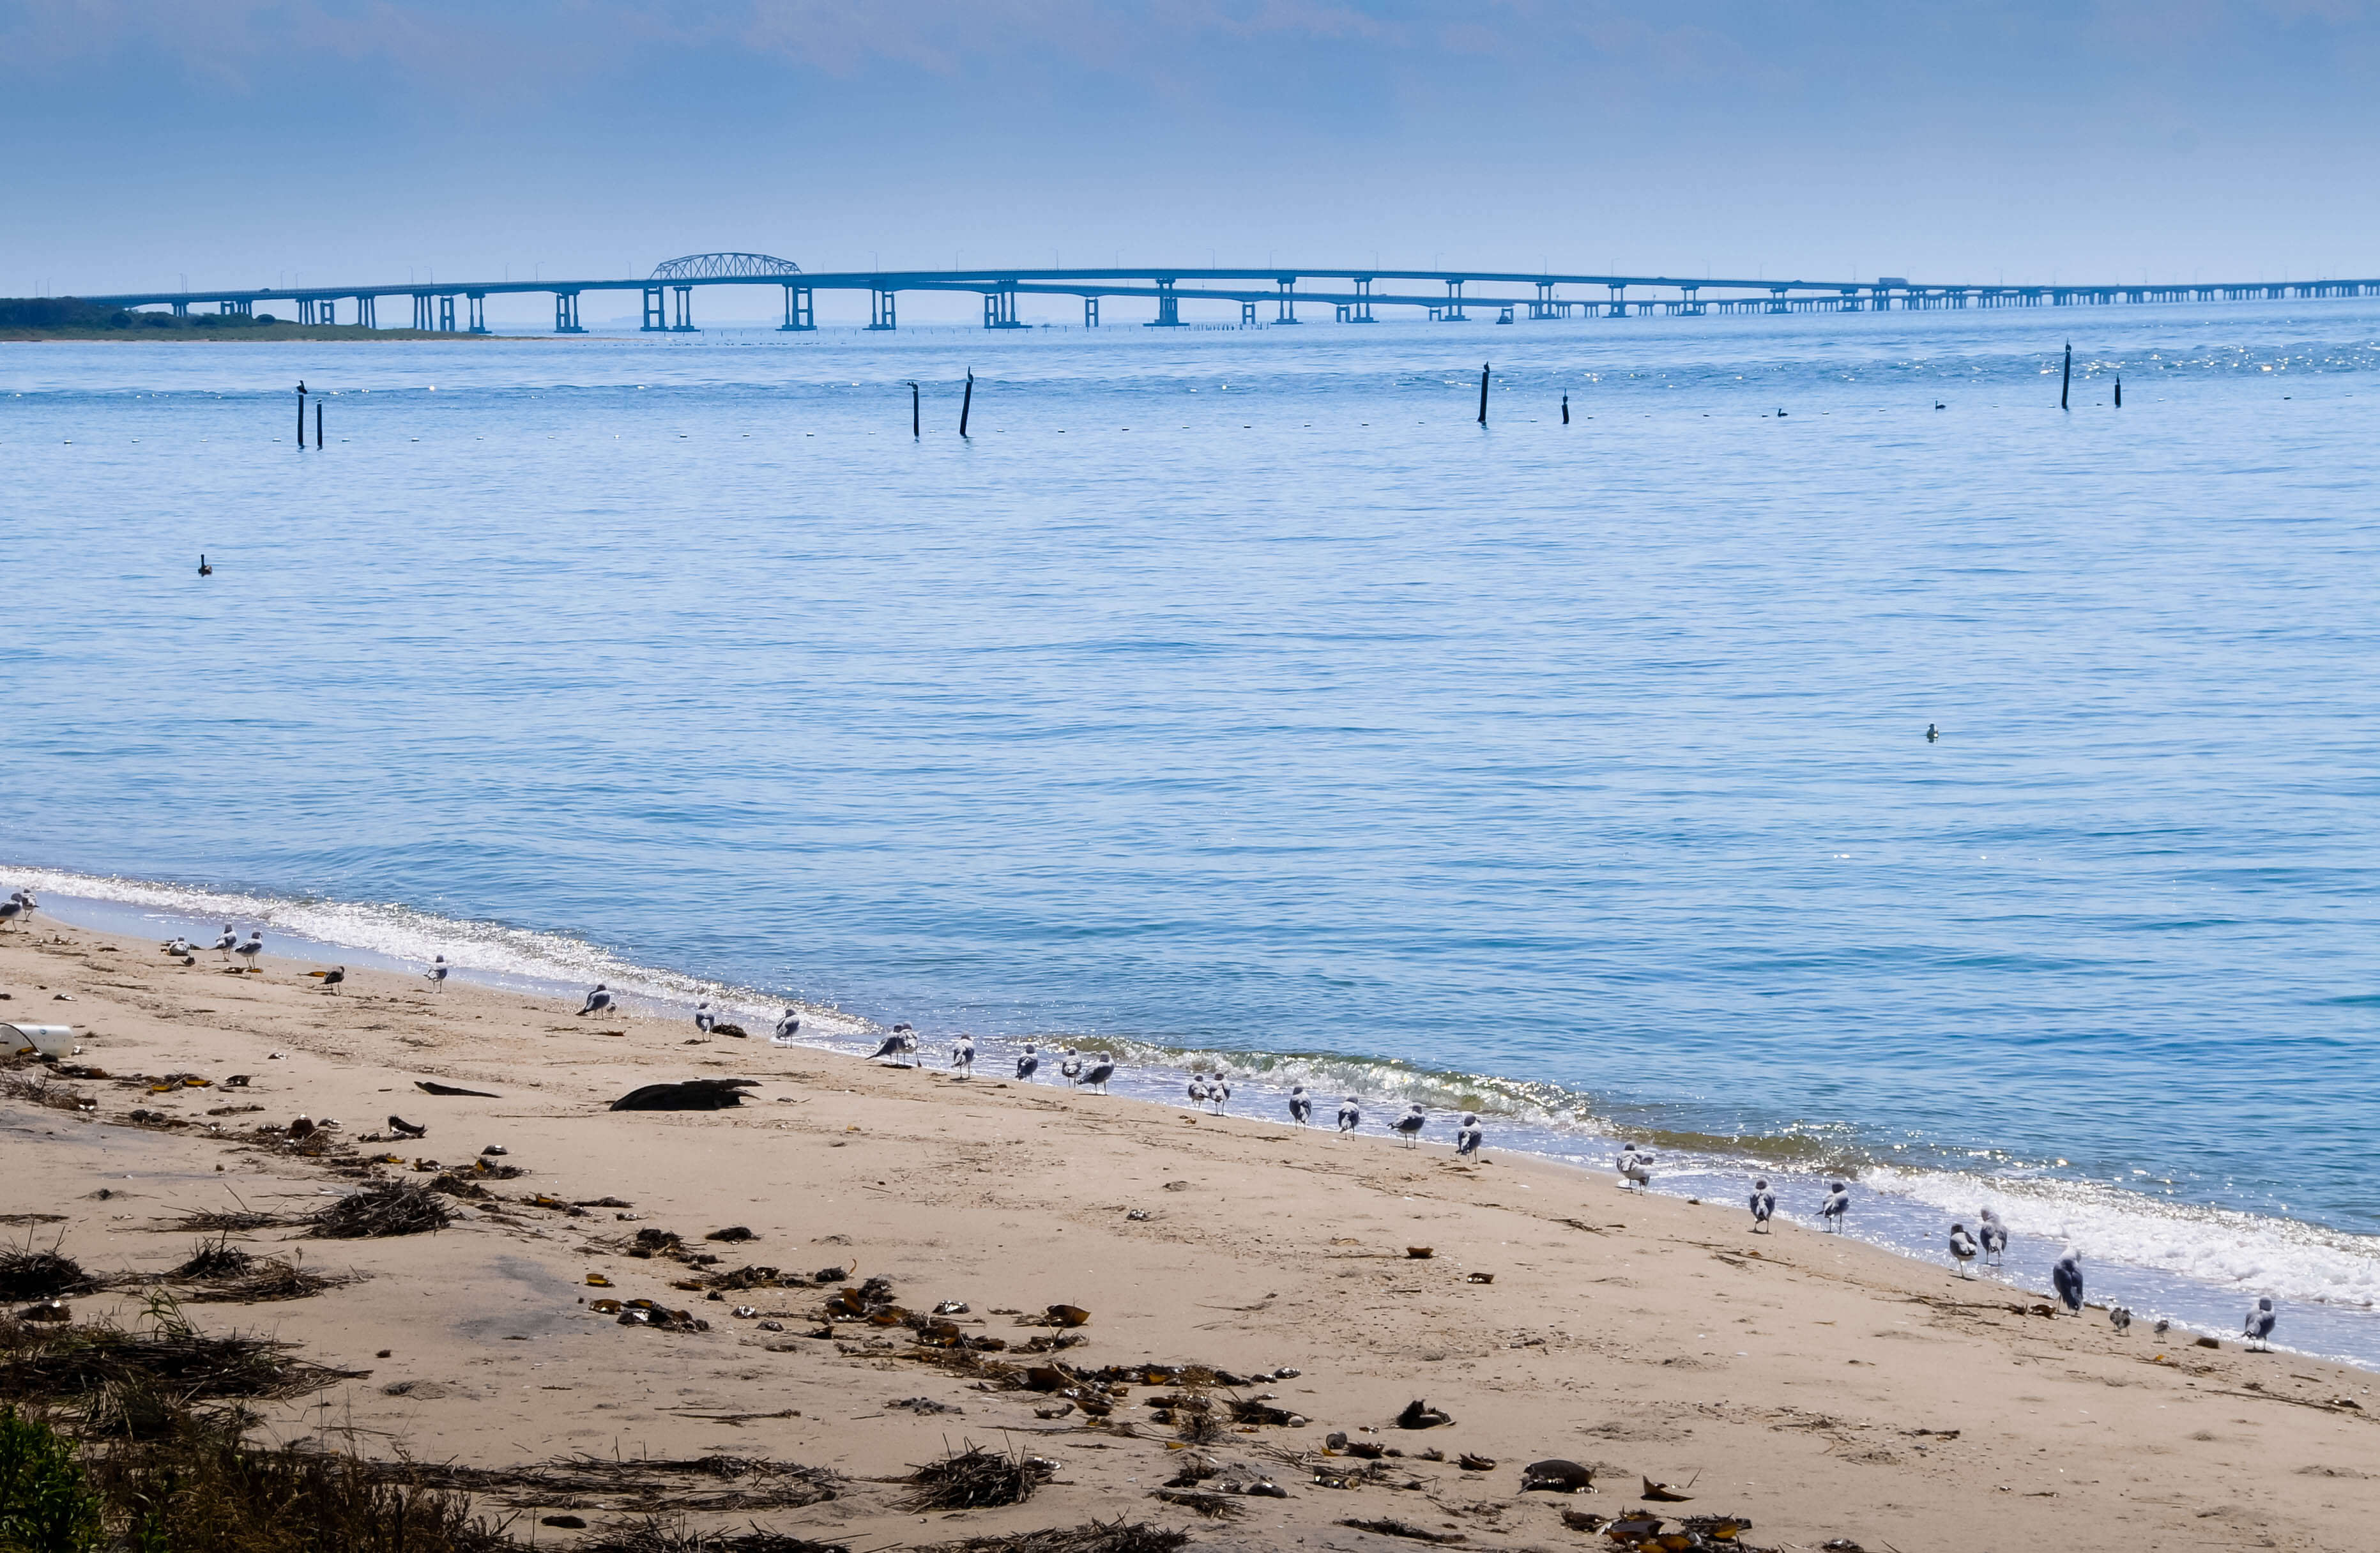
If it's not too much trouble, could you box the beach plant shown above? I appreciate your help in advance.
[0,1406,105,1553]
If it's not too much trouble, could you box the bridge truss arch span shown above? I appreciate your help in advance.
[648,252,804,281]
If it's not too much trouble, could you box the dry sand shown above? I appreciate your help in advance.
[4,920,2376,1552]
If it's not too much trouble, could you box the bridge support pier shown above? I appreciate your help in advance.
[438,295,457,332]
[1276,279,1300,323]
[671,286,696,331]
[779,286,814,331]
[356,295,376,329]
[1440,279,1468,320]
[1347,277,1375,321]
[1147,279,1182,326]
[467,293,489,334]
[1084,296,1099,327]
[554,291,583,333]
[640,286,666,331]
[1679,286,1703,316]
[1606,284,1628,318]
[1240,300,1258,326]
[412,293,432,330]
[984,286,1024,328]
[220,299,251,317]
[1529,281,1559,320]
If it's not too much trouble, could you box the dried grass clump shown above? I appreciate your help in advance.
[0,1244,100,1301]
[901,1442,1055,1511]
[915,1520,1193,1553]
[307,1182,451,1239]
[0,1304,367,1425]
[0,1071,93,1112]
[162,1209,290,1234]
[576,1517,847,1553]
[397,1453,841,1513]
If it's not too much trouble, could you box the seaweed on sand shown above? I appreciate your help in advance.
[306,1181,450,1239]
[395,1453,843,1513]
[914,1522,1193,1553]
[573,1517,847,1552]
[901,1442,1057,1511]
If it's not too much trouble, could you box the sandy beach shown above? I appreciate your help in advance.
[5,919,2376,1552]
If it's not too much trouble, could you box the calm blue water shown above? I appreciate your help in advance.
[6,305,2379,1354]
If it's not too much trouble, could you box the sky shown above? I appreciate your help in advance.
[6,1,2379,316]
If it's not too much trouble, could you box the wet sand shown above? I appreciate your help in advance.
[6,920,2376,1551]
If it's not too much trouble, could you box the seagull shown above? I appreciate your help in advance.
[0,893,26,932]
[694,1000,715,1034]
[1617,1143,1654,1190]
[234,931,264,972]
[1948,1222,1978,1278]
[1208,1075,1232,1115]
[2052,1249,2084,1315]
[1060,1048,1083,1085]
[772,1009,800,1041]
[388,1114,427,1139]
[950,1035,975,1078]
[1016,1044,1041,1082]
[2110,1304,2133,1333]
[162,937,193,956]
[1080,1056,1115,1094]
[869,1025,917,1064]
[425,954,449,991]
[211,925,239,960]
[2245,1296,2277,1350]
[1977,1207,2008,1266]
[1187,1074,1209,1108]
[2154,1318,2170,1336]
[1392,1104,1426,1147]
[575,983,614,1016]
[1820,1181,1850,1230]
[306,965,346,994]
[1288,1085,1313,1126]
[1336,1097,1361,1133]
[1750,1177,1776,1232]
[1454,1113,1483,1158]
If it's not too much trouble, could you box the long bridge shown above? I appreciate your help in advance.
[70,252,2380,333]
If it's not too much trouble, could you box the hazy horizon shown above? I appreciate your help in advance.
[7,2,2380,312]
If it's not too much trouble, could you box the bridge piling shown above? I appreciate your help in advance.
[960,369,973,438]
[1148,280,1182,327]
[1478,363,1489,425]
[467,293,488,335]
[1084,296,1099,328]
[780,286,814,332]
[1276,279,1300,324]
[554,291,583,333]
[315,401,323,449]
[868,289,897,330]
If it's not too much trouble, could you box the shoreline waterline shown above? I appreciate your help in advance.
[11,859,2378,1369]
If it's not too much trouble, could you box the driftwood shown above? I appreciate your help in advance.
[610,1079,760,1112]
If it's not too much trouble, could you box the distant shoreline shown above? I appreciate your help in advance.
[0,324,516,342]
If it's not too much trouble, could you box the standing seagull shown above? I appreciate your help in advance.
[1016,1044,1041,1083]
[1820,1181,1850,1231]
[1617,1143,1654,1190]
[576,983,614,1017]
[772,1009,800,1041]
[1948,1222,1978,1278]
[950,1035,975,1078]
[234,931,264,973]
[0,892,25,932]
[211,925,239,960]
[1208,1075,1232,1115]
[1288,1085,1313,1126]
[1060,1049,1083,1085]
[1977,1207,2009,1267]
[1336,1097,1361,1133]
[694,1000,715,1034]
[2110,1305,2133,1333]
[1454,1113,1484,1158]
[2052,1249,2085,1315]
[425,954,450,992]
[306,965,346,995]
[869,1024,917,1064]
[1749,1177,1776,1232]
[2244,1296,2277,1350]
[1186,1074,1209,1108]
[1080,1055,1115,1094]
[1392,1104,1426,1148]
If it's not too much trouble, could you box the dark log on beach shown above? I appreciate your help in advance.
[609,1078,761,1112]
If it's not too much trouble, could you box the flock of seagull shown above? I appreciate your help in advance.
[29,909,2302,1359]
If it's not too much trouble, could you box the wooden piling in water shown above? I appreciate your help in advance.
[1562,393,1569,425]
[1479,363,1490,425]
[314,401,323,448]
[2115,377,2122,408]
[2061,343,2071,411]
[297,383,307,445]
[960,371,974,438]
[906,381,920,438]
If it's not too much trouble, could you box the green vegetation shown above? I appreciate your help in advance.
[0,1407,103,1553]
[0,297,464,342]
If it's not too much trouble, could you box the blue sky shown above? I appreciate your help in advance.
[6,1,2378,309]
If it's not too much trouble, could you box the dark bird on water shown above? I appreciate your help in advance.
[1926,723,1939,742]
[198,555,212,576]
[2052,1249,2085,1315]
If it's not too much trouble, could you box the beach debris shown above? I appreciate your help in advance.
[1046,1303,1092,1327]
[611,1078,760,1112]
[544,1515,589,1529]
[933,1299,971,1315]
[1405,1247,1433,1260]
[306,1182,452,1239]
[161,1207,289,1234]
[1520,1458,1595,1493]
[0,1243,100,1301]
[2195,1335,2222,1349]
[387,1115,428,1138]
[15,1300,72,1323]
[887,1396,961,1414]
[1394,1398,1453,1430]
[1559,1508,1607,1532]
[480,1144,508,1158]
[1457,1453,1495,1471]
[1336,1519,1465,1543]
[1465,1271,1494,1284]
[588,1274,614,1287]
[414,1081,498,1098]
[615,1299,710,1333]
[1125,1209,1151,1221]
[910,1520,1186,1553]
[901,1441,1056,1510]
[1640,1477,1694,1502]
[1035,1400,1076,1420]
[706,1226,756,1243]
[1151,1488,1241,1518]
